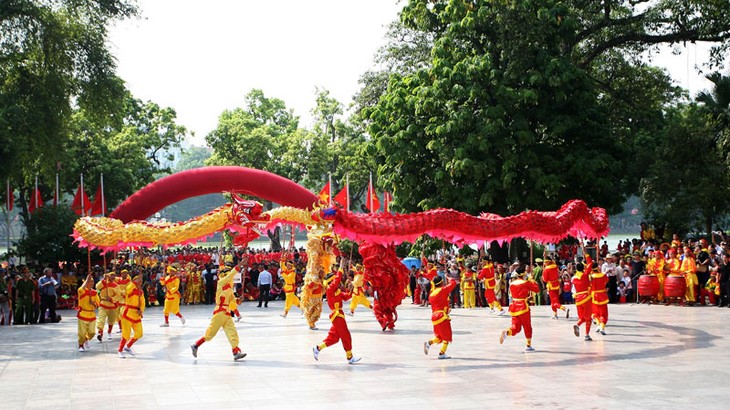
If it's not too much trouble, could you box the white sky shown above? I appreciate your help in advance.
[108,1,719,147]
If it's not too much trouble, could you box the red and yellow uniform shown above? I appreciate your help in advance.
[647,250,666,301]
[349,266,372,315]
[500,271,540,350]
[571,259,593,338]
[115,271,131,332]
[424,276,458,358]
[185,269,204,304]
[191,267,246,361]
[543,259,568,318]
[680,248,697,303]
[95,274,119,339]
[478,261,503,312]
[314,271,359,363]
[590,267,609,334]
[281,260,300,317]
[160,267,185,325]
[118,278,145,356]
[461,267,476,309]
[77,281,100,350]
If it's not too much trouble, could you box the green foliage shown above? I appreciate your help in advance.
[0,0,137,186]
[364,0,730,217]
[640,103,730,234]
[16,206,84,266]
[63,91,187,210]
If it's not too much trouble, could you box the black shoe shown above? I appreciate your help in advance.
[96,333,102,342]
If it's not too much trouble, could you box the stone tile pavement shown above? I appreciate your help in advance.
[0,300,728,409]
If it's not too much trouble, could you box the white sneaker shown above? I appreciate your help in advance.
[498,310,506,316]
[123,346,136,356]
[550,315,558,320]
[280,314,287,318]
[573,325,580,337]
[312,346,320,361]
[180,316,186,325]
[423,341,430,355]
[233,351,247,361]
[83,341,90,350]
[345,311,354,316]
[489,309,495,314]
[236,315,242,322]
[78,346,86,352]
[348,356,361,364]
[159,323,170,327]
[524,346,535,352]
[106,333,112,341]
[117,351,125,358]
[437,353,451,360]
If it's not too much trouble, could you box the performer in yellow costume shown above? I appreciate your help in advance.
[680,246,698,304]
[280,257,300,318]
[185,266,204,305]
[160,266,186,327]
[647,250,666,301]
[118,275,145,358]
[95,271,119,342]
[115,269,131,333]
[461,266,477,308]
[191,266,247,361]
[77,274,100,352]
[347,264,372,316]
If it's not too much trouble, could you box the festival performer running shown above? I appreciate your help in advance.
[280,255,301,318]
[160,266,186,327]
[499,266,541,352]
[95,271,119,342]
[118,274,145,358]
[542,255,569,319]
[423,275,458,359]
[77,274,100,352]
[590,262,609,335]
[115,268,131,333]
[478,257,504,314]
[191,266,247,361]
[347,264,372,316]
[572,256,594,341]
[312,270,361,364]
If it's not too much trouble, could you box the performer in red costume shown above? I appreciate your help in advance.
[499,266,541,352]
[312,271,361,364]
[478,257,504,314]
[542,256,569,319]
[423,275,457,359]
[572,254,594,341]
[590,262,609,335]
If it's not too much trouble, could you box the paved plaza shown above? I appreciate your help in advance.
[0,300,728,409]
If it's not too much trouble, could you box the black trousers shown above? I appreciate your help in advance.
[608,276,618,303]
[257,284,270,307]
[205,283,215,304]
[39,294,56,323]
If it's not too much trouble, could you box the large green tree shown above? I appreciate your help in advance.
[0,0,137,189]
[365,0,730,216]
[640,103,730,235]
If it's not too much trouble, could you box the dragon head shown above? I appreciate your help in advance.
[229,193,270,228]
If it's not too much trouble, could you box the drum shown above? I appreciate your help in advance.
[638,275,660,297]
[664,275,686,298]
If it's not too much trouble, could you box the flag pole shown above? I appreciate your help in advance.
[345,174,349,212]
[5,179,10,257]
[100,173,105,217]
[80,173,85,216]
[328,173,332,206]
[369,173,373,213]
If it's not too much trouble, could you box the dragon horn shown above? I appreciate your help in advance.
[230,192,246,204]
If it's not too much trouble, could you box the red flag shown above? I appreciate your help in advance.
[71,186,91,216]
[318,181,331,204]
[28,188,43,213]
[383,191,393,212]
[5,181,12,212]
[334,184,349,209]
[366,181,380,213]
[90,183,106,216]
